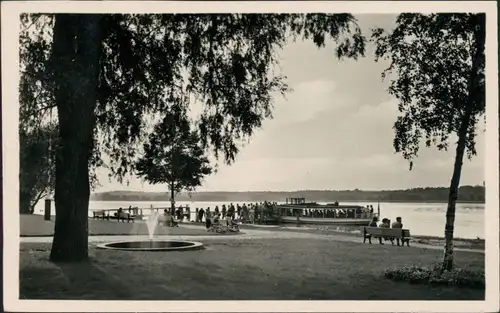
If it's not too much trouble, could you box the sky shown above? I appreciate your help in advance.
[96,14,485,193]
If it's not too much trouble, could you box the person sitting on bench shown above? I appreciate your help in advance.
[379,218,391,243]
[169,214,179,227]
[392,216,403,228]
[225,214,239,231]
[368,216,378,227]
[368,217,383,244]
[391,217,403,246]
[213,213,221,225]
[380,218,390,228]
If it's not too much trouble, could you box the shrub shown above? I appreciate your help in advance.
[383,264,484,289]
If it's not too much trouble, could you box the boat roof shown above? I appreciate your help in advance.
[277,203,365,209]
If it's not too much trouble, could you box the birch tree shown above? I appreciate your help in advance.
[372,13,485,271]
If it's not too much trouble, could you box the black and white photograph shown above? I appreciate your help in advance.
[2,1,499,312]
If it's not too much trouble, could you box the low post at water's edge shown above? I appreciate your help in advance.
[44,198,51,221]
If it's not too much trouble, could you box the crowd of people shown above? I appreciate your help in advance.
[179,201,277,227]
[116,202,278,228]
[146,202,278,229]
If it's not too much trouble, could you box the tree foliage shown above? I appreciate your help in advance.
[135,108,212,197]
[21,13,366,183]
[372,13,485,170]
[19,123,57,214]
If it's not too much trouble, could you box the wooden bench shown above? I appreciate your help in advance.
[118,212,135,223]
[92,210,109,220]
[362,226,411,246]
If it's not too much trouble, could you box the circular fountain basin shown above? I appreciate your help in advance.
[97,240,204,252]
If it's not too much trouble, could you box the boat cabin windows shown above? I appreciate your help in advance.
[279,206,377,219]
[286,198,306,205]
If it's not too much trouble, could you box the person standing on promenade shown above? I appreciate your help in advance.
[249,205,255,224]
[221,205,227,218]
[228,203,235,219]
[205,211,212,229]
[179,206,184,221]
[256,203,264,224]
[241,203,248,223]
[236,204,241,220]
[198,207,205,223]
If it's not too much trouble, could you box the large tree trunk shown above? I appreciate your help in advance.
[49,15,103,262]
[442,14,485,271]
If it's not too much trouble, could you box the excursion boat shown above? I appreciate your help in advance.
[275,197,380,226]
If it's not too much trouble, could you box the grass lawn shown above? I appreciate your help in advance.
[20,238,484,300]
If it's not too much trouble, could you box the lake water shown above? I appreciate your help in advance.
[33,200,485,239]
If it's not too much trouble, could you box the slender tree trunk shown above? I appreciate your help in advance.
[49,15,103,262]
[170,182,175,214]
[443,121,469,271]
[442,14,485,271]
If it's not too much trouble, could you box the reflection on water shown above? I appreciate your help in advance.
[33,200,485,239]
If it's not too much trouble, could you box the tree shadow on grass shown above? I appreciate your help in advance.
[54,259,134,300]
[20,267,65,299]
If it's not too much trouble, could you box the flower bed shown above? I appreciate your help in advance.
[383,264,485,289]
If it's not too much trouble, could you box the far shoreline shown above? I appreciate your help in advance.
[89,198,485,205]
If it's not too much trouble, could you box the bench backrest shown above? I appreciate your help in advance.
[118,212,130,218]
[363,227,387,236]
[379,228,404,237]
[220,219,228,226]
[363,226,410,238]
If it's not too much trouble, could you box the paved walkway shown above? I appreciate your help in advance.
[20,224,484,254]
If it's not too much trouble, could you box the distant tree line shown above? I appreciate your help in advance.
[90,185,485,203]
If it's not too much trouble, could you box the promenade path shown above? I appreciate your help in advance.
[20,223,484,254]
